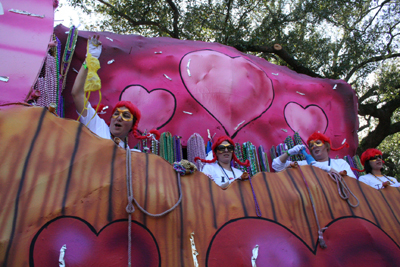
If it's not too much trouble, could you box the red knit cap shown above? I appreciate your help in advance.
[112,101,160,140]
[194,135,250,167]
[360,148,382,166]
[306,132,349,151]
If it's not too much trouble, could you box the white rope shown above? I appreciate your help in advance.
[125,145,183,266]
[297,166,327,248]
[125,147,134,267]
[328,172,359,208]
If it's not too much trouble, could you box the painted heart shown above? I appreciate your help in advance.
[284,102,328,141]
[207,217,400,266]
[180,50,274,137]
[120,85,176,131]
[30,216,160,267]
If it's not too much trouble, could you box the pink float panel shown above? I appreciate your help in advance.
[55,25,358,158]
[0,0,55,104]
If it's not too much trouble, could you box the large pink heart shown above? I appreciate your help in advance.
[120,85,176,131]
[30,216,160,266]
[180,50,274,137]
[207,217,400,266]
[284,102,328,141]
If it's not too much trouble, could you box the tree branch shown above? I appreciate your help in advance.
[96,0,175,37]
[165,0,180,38]
[358,86,377,103]
[234,43,323,78]
[345,53,400,81]
[389,121,400,135]
[223,0,233,43]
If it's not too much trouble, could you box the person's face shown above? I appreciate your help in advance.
[369,154,383,171]
[309,139,329,161]
[109,106,135,139]
[216,141,234,164]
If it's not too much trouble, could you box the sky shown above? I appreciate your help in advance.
[54,0,92,28]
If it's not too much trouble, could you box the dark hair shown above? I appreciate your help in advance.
[364,160,383,174]
[364,160,372,174]
[194,135,250,167]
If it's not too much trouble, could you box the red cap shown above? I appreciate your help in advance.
[360,148,382,166]
[112,101,160,140]
[194,135,250,167]
[306,132,349,151]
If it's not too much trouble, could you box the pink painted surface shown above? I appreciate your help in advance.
[0,0,55,104]
[55,25,359,157]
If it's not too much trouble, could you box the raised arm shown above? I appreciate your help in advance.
[71,64,88,116]
[272,145,305,171]
[71,35,102,118]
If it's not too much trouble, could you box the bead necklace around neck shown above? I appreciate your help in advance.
[217,161,236,183]
[371,173,395,184]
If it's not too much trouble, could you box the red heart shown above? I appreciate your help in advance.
[31,217,160,267]
[207,217,400,266]
[120,85,176,131]
[284,102,328,141]
[180,50,274,137]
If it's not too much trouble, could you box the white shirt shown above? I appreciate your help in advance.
[272,157,356,178]
[358,173,400,189]
[202,161,243,187]
[78,103,140,152]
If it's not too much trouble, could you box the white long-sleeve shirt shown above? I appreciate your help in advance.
[272,157,356,178]
[358,173,400,189]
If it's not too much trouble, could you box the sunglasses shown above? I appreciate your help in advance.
[216,144,235,153]
[369,155,382,161]
[112,108,134,121]
[308,140,324,150]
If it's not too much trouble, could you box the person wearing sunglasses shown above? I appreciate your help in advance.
[194,136,250,189]
[272,132,356,178]
[72,36,159,150]
[357,148,400,189]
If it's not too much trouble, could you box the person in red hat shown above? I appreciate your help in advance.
[272,132,356,178]
[195,136,250,189]
[358,148,400,189]
[71,36,159,150]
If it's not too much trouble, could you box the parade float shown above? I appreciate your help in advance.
[1,0,400,266]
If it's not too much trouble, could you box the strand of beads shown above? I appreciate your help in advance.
[234,143,246,172]
[175,136,183,162]
[60,26,79,91]
[159,132,174,164]
[46,53,58,107]
[55,35,63,116]
[173,136,178,162]
[344,155,359,179]
[151,138,158,155]
[246,142,260,176]
[187,133,206,170]
[258,145,270,172]
[353,155,365,176]
[35,54,57,109]
[270,145,277,161]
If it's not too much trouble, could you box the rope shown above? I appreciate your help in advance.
[125,145,183,266]
[297,166,327,249]
[125,146,134,267]
[328,172,360,208]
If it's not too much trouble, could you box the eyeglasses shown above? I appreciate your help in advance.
[216,144,234,153]
[369,155,382,161]
[112,108,134,121]
[308,140,324,150]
